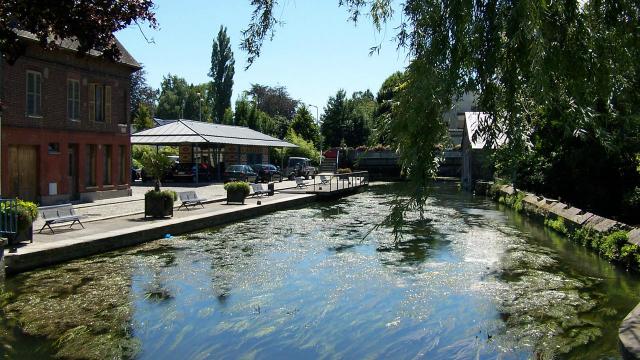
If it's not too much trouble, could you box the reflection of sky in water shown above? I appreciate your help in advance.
[3,182,640,359]
[124,183,640,359]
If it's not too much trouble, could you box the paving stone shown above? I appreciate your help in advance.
[573,212,595,226]
[500,185,515,195]
[539,199,559,212]
[627,228,640,247]
[592,218,619,233]
[619,303,640,359]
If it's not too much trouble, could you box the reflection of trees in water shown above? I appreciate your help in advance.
[376,219,450,266]
[205,235,258,305]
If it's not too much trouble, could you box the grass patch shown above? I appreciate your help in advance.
[544,217,568,236]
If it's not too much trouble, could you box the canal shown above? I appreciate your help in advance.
[1,182,639,359]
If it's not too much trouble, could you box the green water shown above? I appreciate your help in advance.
[1,183,639,359]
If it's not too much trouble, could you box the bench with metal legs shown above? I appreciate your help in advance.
[38,204,84,234]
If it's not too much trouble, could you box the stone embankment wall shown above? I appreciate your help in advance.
[474,181,640,359]
[475,181,639,247]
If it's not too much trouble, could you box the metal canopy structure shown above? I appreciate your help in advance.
[131,119,297,148]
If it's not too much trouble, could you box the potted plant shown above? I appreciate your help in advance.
[1,199,38,245]
[144,189,177,218]
[141,152,176,218]
[224,181,251,204]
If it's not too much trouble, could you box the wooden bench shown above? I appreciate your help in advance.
[177,191,207,211]
[38,204,84,234]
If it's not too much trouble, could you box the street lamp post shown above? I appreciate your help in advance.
[307,104,322,165]
[196,92,203,121]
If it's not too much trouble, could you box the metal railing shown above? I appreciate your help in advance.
[0,198,18,235]
[311,171,369,193]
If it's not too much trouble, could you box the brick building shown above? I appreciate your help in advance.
[0,31,139,204]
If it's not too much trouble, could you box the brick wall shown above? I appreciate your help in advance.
[1,44,133,133]
[0,41,137,203]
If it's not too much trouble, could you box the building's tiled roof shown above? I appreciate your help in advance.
[15,30,140,68]
[132,119,297,148]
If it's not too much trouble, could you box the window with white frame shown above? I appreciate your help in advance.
[26,71,42,116]
[67,79,80,120]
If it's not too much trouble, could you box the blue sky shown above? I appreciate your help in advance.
[116,0,408,115]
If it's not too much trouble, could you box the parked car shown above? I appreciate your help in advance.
[131,167,142,182]
[141,167,173,182]
[172,163,212,182]
[223,165,258,183]
[285,157,317,180]
[251,164,283,183]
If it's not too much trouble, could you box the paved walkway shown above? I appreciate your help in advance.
[6,191,316,273]
[32,179,300,231]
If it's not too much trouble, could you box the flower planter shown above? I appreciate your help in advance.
[145,196,174,218]
[7,224,33,245]
[226,189,247,204]
[224,181,250,204]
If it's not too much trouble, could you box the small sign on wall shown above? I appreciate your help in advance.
[179,144,192,162]
[49,182,57,196]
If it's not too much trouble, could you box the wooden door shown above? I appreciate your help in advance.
[8,145,38,201]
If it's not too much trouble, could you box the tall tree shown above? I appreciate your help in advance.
[373,71,405,146]
[321,90,349,147]
[156,75,210,121]
[234,96,251,126]
[156,75,188,120]
[209,26,235,123]
[133,103,154,131]
[291,105,320,147]
[348,90,375,146]
[321,90,374,147]
[222,108,234,125]
[130,67,158,120]
[247,84,298,119]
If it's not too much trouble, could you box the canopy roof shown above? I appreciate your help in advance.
[131,119,297,148]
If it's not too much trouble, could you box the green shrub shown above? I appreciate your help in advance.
[591,234,603,250]
[336,168,352,174]
[224,181,251,196]
[512,192,525,212]
[570,227,598,248]
[488,183,502,199]
[600,231,629,261]
[144,189,177,202]
[620,244,640,269]
[544,216,568,235]
[0,199,38,232]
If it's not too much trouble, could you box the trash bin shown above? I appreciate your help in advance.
[268,182,275,196]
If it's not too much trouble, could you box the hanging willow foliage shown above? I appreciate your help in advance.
[242,0,640,232]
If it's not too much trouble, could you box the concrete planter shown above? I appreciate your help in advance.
[7,224,33,245]
[226,190,247,204]
[145,197,174,218]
